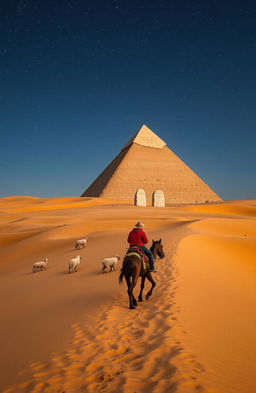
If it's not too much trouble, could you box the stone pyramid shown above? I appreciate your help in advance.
[81,125,221,204]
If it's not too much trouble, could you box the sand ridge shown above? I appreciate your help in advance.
[175,213,256,393]
[0,197,255,393]
[183,201,256,217]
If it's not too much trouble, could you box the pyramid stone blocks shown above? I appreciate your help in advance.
[81,125,222,204]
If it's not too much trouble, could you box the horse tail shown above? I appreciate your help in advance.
[119,269,125,284]
[119,258,132,284]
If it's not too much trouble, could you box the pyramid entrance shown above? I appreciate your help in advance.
[152,190,165,207]
[134,189,146,206]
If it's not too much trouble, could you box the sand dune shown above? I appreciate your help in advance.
[183,201,256,217]
[0,196,130,214]
[0,197,255,393]
[189,217,256,238]
[176,233,256,393]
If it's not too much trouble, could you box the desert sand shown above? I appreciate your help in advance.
[0,197,255,393]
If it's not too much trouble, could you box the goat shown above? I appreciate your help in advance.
[69,255,82,273]
[32,258,48,273]
[102,255,120,273]
[75,237,88,250]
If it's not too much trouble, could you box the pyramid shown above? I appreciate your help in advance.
[81,125,222,204]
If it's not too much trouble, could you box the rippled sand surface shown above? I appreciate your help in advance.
[0,197,255,393]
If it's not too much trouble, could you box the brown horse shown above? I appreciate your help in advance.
[119,239,165,309]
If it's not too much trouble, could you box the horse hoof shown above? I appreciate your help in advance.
[138,298,143,302]
[130,306,136,309]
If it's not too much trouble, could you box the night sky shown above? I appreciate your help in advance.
[0,1,255,200]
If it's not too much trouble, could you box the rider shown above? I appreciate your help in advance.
[127,221,157,272]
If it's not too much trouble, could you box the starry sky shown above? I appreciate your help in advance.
[0,0,255,200]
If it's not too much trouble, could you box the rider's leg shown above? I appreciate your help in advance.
[140,246,155,270]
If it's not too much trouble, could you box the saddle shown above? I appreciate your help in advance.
[125,246,149,271]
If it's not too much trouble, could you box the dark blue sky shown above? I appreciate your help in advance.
[0,1,255,200]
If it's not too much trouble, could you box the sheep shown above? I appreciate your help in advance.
[69,255,82,273]
[32,258,48,273]
[102,255,120,273]
[75,237,88,250]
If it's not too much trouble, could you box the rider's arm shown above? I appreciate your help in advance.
[141,231,148,245]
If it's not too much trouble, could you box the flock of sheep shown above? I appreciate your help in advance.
[32,237,121,274]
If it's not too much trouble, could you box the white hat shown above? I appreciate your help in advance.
[134,221,144,228]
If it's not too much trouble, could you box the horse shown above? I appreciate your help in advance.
[119,239,165,309]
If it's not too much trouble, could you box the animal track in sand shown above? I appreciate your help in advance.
[3,233,208,393]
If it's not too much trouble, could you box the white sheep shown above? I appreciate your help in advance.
[75,237,88,250]
[69,255,82,273]
[102,255,120,273]
[32,258,48,273]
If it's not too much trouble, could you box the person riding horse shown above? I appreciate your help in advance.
[120,234,164,309]
[127,221,157,272]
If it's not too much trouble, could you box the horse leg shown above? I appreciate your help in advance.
[126,273,138,309]
[145,272,156,300]
[138,275,146,302]
[132,291,138,307]
[125,275,134,309]
[131,269,139,307]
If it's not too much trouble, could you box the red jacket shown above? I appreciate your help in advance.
[128,228,148,247]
